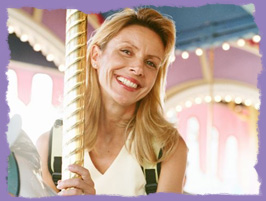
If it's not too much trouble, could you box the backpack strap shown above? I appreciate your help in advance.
[142,146,163,194]
[49,119,163,194]
[48,119,63,185]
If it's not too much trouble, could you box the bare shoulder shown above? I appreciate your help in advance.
[174,136,188,157]
[36,131,50,172]
[157,135,188,193]
[36,131,50,157]
[36,131,58,192]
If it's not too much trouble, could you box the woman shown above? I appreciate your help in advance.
[37,7,187,196]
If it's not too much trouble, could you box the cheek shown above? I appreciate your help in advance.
[97,66,115,88]
[147,71,159,88]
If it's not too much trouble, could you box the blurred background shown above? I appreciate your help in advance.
[6,4,261,195]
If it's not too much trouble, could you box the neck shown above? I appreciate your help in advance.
[98,99,136,142]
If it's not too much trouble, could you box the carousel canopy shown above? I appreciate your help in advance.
[101,4,258,52]
[8,4,259,66]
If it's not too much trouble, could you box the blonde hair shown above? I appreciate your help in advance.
[85,7,179,165]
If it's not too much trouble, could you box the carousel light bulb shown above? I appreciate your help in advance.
[33,43,41,52]
[181,51,189,59]
[234,97,242,104]
[175,105,183,112]
[8,26,15,34]
[185,100,192,108]
[195,97,202,104]
[195,48,203,56]
[214,95,222,102]
[46,54,55,62]
[255,102,260,110]
[20,34,29,42]
[166,109,175,118]
[237,39,246,47]
[252,35,261,43]
[244,99,252,106]
[170,54,176,63]
[204,95,212,103]
[222,42,230,51]
[225,95,232,102]
[59,64,66,72]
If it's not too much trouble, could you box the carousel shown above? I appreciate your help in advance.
[6,4,261,196]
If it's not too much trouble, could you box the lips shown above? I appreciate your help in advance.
[116,75,140,90]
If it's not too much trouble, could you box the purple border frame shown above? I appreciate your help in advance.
[0,0,265,201]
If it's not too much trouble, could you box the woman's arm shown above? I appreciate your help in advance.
[36,132,96,196]
[157,137,188,193]
[36,132,59,192]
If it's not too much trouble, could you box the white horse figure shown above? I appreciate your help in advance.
[7,114,56,197]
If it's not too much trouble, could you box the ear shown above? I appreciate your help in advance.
[90,44,101,69]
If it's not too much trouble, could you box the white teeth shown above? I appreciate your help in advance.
[117,77,138,89]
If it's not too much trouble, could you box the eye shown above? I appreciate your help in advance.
[121,49,131,55]
[146,60,157,68]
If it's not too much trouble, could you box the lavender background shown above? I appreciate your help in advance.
[0,0,265,201]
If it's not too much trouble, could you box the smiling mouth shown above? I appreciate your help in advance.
[117,76,138,89]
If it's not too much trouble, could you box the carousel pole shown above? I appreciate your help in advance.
[62,9,87,180]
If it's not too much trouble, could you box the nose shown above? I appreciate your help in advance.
[129,61,144,76]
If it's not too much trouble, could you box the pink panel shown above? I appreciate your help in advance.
[42,9,66,42]
[41,9,97,43]
[214,47,262,86]
[166,53,203,90]
[9,63,64,107]
[12,68,34,105]
[176,103,251,177]
[177,104,208,173]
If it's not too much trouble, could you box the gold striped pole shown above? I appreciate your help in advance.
[62,9,87,180]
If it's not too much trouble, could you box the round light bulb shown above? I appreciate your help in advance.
[195,48,203,56]
[214,95,222,102]
[252,35,261,43]
[8,26,15,34]
[225,95,232,103]
[244,99,252,106]
[255,102,260,110]
[222,43,230,51]
[204,95,212,103]
[175,105,183,112]
[166,109,175,118]
[195,97,202,104]
[185,100,192,108]
[234,97,242,104]
[181,51,189,59]
[33,43,41,51]
[237,39,245,47]
[58,64,66,72]
[20,34,29,42]
[46,54,54,62]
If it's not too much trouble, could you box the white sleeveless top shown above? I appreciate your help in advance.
[84,139,147,196]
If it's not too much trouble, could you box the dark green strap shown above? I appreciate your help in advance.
[8,152,20,196]
[48,120,62,185]
[143,149,163,194]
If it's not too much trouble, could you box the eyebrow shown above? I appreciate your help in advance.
[121,41,163,62]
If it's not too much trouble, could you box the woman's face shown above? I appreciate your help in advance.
[91,24,164,108]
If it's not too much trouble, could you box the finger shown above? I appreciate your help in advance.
[57,178,83,190]
[57,178,96,195]
[68,165,92,181]
[57,177,94,191]
[58,188,83,196]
